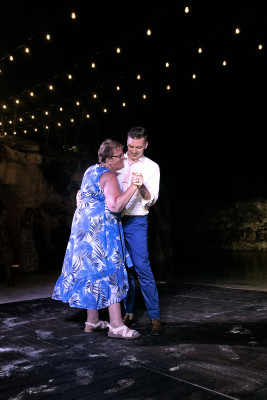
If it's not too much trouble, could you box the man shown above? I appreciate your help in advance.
[117,126,163,336]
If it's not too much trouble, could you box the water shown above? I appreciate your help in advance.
[175,250,267,291]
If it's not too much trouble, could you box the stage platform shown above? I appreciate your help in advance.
[1,277,267,399]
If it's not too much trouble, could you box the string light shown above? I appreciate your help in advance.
[70,118,74,123]
[0,3,264,142]
[3,105,7,109]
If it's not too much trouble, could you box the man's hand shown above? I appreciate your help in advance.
[131,173,143,187]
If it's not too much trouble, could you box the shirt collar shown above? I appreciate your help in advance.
[125,153,145,164]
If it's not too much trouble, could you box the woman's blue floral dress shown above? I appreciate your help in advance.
[52,164,132,309]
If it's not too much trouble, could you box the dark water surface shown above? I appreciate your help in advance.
[175,250,267,290]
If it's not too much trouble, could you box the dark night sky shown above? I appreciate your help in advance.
[1,0,267,202]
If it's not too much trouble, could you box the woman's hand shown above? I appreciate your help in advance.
[131,173,143,187]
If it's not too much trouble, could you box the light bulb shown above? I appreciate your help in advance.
[185,6,189,13]
[116,47,121,54]
[71,12,76,19]
[146,29,152,36]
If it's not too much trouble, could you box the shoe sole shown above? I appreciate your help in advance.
[108,332,141,340]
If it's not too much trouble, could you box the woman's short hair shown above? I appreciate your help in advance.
[98,139,124,163]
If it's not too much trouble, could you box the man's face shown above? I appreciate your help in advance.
[127,137,148,162]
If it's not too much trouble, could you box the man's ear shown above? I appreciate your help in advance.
[144,141,148,149]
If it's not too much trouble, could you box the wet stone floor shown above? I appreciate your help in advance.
[1,280,267,399]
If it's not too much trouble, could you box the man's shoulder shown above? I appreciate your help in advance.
[142,155,159,170]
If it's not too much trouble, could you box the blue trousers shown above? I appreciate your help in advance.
[122,216,161,320]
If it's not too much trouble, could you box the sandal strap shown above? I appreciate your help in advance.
[85,320,108,328]
[108,324,138,337]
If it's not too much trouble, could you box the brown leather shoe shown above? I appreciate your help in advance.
[151,318,163,335]
[122,314,136,327]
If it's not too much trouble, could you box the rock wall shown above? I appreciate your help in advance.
[178,200,267,250]
[0,137,83,267]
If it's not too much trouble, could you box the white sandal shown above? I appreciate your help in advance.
[107,324,141,340]
[84,320,109,333]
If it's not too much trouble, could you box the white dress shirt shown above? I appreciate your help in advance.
[117,153,160,216]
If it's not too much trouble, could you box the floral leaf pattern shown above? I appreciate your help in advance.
[52,164,132,309]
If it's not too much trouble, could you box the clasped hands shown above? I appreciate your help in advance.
[131,173,143,188]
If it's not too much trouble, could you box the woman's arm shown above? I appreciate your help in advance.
[100,172,141,213]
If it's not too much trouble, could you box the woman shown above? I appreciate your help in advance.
[52,139,143,339]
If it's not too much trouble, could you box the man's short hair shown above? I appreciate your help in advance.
[127,127,148,142]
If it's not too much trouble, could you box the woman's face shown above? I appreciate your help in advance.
[108,146,125,171]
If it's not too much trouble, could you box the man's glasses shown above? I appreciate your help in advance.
[111,154,124,159]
